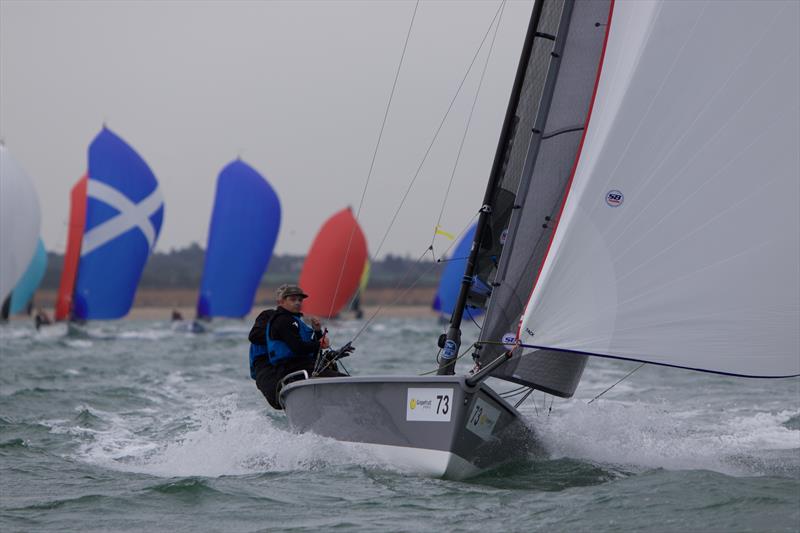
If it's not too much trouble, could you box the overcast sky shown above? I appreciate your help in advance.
[1,0,532,258]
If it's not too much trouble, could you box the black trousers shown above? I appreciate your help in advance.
[253,357,344,410]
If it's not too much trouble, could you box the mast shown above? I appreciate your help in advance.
[437,1,546,375]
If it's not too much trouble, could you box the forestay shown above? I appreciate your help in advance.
[476,0,612,396]
[519,0,800,378]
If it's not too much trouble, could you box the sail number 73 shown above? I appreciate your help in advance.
[436,394,450,415]
[406,388,454,422]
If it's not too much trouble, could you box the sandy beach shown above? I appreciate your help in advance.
[24,287,439,321]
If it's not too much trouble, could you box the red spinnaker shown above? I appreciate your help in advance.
[55,175,87,321]
[299,208,368,318]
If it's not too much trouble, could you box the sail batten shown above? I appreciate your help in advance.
[519,0,800,378]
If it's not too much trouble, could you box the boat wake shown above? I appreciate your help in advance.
[68,395,420,478]
[530,400,800,477]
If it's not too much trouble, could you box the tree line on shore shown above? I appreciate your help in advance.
[40,244,443,290]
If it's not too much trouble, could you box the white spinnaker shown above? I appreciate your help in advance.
[519,0,800,377]
[0,146,41,302]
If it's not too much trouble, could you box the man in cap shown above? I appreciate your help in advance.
[248,284,347,409]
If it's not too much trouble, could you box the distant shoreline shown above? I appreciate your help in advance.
[22,288,439,321]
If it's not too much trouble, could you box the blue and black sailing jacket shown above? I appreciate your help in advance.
[248,312,317,379]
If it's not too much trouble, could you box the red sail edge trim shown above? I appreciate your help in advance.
[515,1,616,341]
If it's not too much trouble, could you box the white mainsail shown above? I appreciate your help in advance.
[0,146,41,302]
[519,0,800,377]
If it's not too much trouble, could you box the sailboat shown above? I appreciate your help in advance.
[3,239,48,319]
[195,159,281,326]
[349,259,371,319]
[431,223,485,323]
[54,127,164,322]
[0,145,41,307]
[298,207,368,319]
[278,0,799,479]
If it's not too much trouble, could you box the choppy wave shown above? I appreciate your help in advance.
[529,399,800,477]
[2,317,798,532]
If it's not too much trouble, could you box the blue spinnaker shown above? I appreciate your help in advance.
[197,160,281,318]
[73,127,164,319]
[433,223,483,319]
[9,239,47,315]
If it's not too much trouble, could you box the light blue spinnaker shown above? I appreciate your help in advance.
[197,160,281,319]
[9,239,47,314]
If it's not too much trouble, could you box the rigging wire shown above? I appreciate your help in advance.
[371,0,507,261]
[499,384,530,398]
[431,0,507,256]
[350,213,479,344]
[326,0,420,319]
[514,388,534,408]
[587,363,645,404]
[465,306,482,331]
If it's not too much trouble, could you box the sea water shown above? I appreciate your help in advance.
[1,317,798,532]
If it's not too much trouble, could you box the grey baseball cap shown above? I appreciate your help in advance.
[276,284,309,300]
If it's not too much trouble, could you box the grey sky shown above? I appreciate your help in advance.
[1,0,531,258]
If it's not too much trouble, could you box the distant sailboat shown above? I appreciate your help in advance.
[196,159,281,319]
[299,208,368,318]
[0,145,41,305]
[55,127,164,321]
[431,223,484,322]
[349,258,371,319]
[6,239,48,317]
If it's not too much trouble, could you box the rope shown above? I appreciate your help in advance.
[500,385,530,398]
[327,0,420,318]
[587,363,645,404]
[419,341,477,376]
[514,388,534,408]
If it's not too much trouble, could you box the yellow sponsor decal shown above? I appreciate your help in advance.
[409,399,417,410]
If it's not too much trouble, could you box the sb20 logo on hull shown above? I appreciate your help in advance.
[605,190,624,207]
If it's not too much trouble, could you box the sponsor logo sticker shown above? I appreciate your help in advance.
[502,332,517,351]
[466,397,500,440]
[406,388,454,422]
[500,228,509,245]
[605,190,624,207]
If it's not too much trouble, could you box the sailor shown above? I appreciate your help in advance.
[248,284,351,409]
[34,308,52,331]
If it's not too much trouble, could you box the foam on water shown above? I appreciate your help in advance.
[66,393,410,478]
[531,399,800,476]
